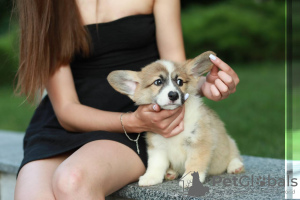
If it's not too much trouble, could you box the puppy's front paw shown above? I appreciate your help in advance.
[138,174,163,186]
[227,158,244,174]
[164,168,179,180]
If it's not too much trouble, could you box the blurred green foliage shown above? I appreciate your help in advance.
[181,0,285,63]
[0,29,18,86]
[0,86,34,131]
[293,86,300,130]
[293,130,300,160]
[0,0,286,85]
[0,0,18,86]
[0,0,12,34]
[292,0,300,60]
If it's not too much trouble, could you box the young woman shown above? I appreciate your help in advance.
[14,0,239,199]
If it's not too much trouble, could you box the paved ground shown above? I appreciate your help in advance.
[288,161,300,199]
[0,130,23,174]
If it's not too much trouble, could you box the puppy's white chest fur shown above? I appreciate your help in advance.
[149,95,202,174]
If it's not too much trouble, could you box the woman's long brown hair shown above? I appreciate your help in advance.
[15,0,90,102]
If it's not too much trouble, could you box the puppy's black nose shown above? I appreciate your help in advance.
[168,91,179,101]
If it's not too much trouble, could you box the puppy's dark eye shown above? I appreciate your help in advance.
[177,79,183,86]
[154,79,163,86]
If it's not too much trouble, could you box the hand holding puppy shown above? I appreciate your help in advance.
[126,104,185,138]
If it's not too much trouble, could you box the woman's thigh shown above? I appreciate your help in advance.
[53,140,146,199]
[15,153,69,200]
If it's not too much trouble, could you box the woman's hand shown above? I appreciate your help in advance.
[199,55,240,101]
[126,104,185,138]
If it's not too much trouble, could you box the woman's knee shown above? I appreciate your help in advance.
[52,165,85,196]
[52,163,106,199]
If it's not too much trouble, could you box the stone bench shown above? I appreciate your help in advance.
[0,130,287,200]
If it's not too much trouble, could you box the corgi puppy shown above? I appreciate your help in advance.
[107,51,244,188]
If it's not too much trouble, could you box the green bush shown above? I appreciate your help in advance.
[0,27,19,86]
[0,0,12,35]
[292,0,300,60]
[181,0,285,63]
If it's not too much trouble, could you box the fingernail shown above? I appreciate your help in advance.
[153,104,157,111]
[209,54,217,61]
[184,93,189,100]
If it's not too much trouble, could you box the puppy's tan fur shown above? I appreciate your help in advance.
[107,51,244,187]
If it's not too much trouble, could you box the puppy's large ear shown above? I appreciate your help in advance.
[187,51,216,77]
[107,70,140,99]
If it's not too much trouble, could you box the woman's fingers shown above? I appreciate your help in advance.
[168,120,184,138]
[145,103,182,119]
[209,55,239,86]
[163,106,185,137]
[154,106,183,122]
[206,54,239,101]
[154,106,183,132]
[215,79,229,98]
[206,66,219,83]
[151,104,161,112]
[210,84,221,100]
[218,71,236,93]
[144,104,185,137]
[138,103,185,136]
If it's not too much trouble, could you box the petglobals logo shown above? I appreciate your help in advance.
[179,171,210,197]
[176,172,296,199]
[211,175,298,187]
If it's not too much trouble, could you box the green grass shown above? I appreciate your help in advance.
[293,86,300,130]
[0,62,285,159]
[0,86,35,132]
[293,130,300,160]
[292,85,300,160]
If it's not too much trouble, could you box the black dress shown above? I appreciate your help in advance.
[19,14,159,173]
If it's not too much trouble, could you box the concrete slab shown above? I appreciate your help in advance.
[0,173,16,200]
[0,131,23,174]
[111,156,285,200]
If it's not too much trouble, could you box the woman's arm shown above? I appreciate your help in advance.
[46,65,123,133]
[153,0,186,62]
[46,64,184,137]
